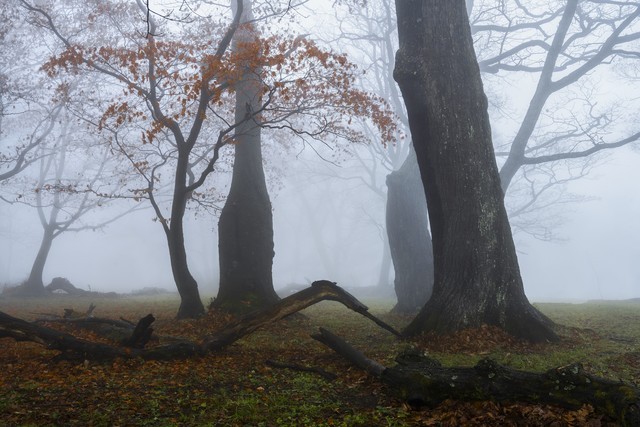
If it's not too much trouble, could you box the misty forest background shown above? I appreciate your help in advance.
[1,0,640,425]
[1,0,639,307]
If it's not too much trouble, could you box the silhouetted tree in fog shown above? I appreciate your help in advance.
[472,0,640,237]
[213,0,279,313]
[385,146,433,314]
[9,113,126,296]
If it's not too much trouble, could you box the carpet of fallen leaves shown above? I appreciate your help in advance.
[0,295,637,426]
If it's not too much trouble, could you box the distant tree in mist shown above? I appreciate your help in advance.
[212,0,398,313]
[472,0,640,237]
[5,109,130,296]
[0,4,60,183]
[385,146,433,313]
[323,0,434,312]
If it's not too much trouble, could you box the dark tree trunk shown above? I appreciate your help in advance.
[213,1,279,314]
[393,0,556,342]
[170,155,205,319]
[21,225,55,296]
[214,136,279,313]
[386,146,434,314]
[168,217,205,319]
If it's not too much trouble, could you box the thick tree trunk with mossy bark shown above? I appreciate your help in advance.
[393,0,556,342]
[212,0,279,314]
[386,146,434,314]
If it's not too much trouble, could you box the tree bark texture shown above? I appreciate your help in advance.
[393,0,556,342]
[214,0,279,313]
[386,146,434,314]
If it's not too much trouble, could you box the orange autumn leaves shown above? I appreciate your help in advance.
[42,20,398,148]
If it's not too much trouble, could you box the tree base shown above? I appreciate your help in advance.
[209,290,280,316]
[403,293,558,343]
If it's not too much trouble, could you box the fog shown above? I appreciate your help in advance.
[519,147,640,302]
[1,144,639,302]
[1,0,639,305]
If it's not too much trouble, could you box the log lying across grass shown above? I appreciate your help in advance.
[312,327,640,427]
[0,280,399,360]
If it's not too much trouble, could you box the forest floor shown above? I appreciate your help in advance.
[0,294,638,426]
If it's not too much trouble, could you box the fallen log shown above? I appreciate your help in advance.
[203,280,401,351]
[312,327,640,427]
[0,311,131,360]
[34,307,146,344]
[311,327,386,377]
[0,280,399,361]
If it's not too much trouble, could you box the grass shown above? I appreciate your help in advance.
[0,294,638,425]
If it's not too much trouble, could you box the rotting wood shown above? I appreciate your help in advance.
[313,328,640,427]
[121,314,155,348]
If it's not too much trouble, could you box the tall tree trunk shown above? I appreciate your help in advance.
[22,225,55,295]
[168,202,205,319]
[20,143,64,297]
[393,0,557,342]
[168,127,205,318]
[213,0,279,313]
[386,146,434,314]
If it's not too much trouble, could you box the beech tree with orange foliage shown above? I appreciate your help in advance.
[19,0,395,318]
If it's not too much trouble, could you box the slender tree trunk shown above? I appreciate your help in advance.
[213,0,279,313]
[168,208,205,319]
[386,146,434,314]
[22,225,55,295]
[169,144,205,318]
[393,0,557,342]
[20,145,63,297]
